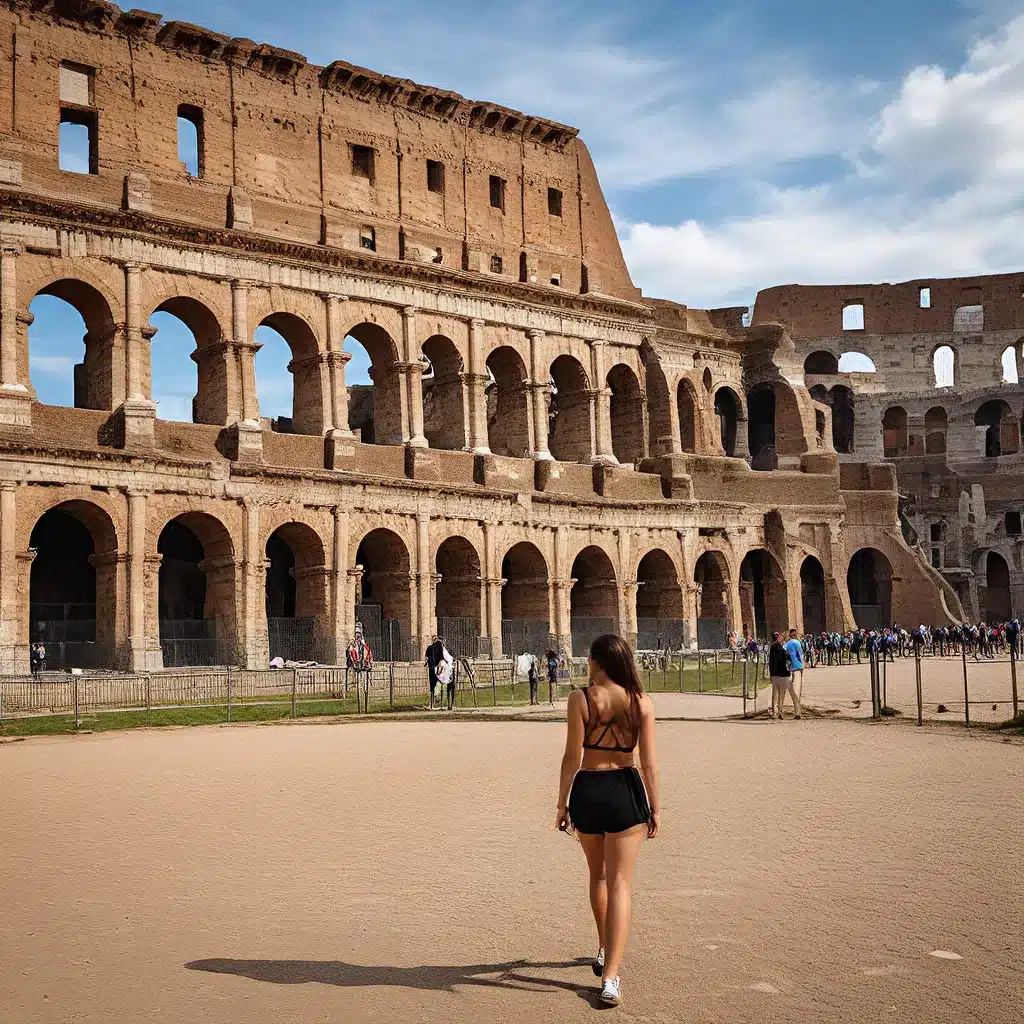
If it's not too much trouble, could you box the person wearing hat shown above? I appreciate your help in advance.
[768,631,801,720]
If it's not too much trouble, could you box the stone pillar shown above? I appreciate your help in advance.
[235,499,267,667]
[665,390,683,455]
[685,583,699,650]
[0,482,24,670]
[482,519,501,655]
[415,512,431,653]
[403,306,427,447]
[734,417,750,460]
[0,244,31,428]
[552,524,571,652]
[465,318,491,454]
[527,329,552,460]
[616,527,631,635]
[330,505,350,661]
[126,489,161,670]
[323,294,355,436]
[119,263,157,447]
[229,280,263,461]
[591,340,615,464]
[622,581,639,648]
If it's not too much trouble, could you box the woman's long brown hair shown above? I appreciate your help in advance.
[589,633,645,726]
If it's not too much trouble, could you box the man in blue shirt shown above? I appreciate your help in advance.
[784,628,806,701]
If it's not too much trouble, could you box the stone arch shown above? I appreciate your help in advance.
[570,545,618,655]
[28,278,118,411]
[847,548,893,629]
[486,345,531,457]
[500,540,550,656]
[422,335,466,451]
[549,354,592,463]
[694,550,731,646]
[28,500,119,670]
[607,362,644,465]
[747,385,777,469]
[983,550,1012,621]
[925,406,948,455]
[636,548,683,649]
[714,386,743,457]
[157,511,237,667]
[435,535,482,655]
[255,311,325,435]
[265,521,329,661]
[804,351,838,375]
[882,406,908,457]
[800,555,826,635]
[355,527,412,660]
[739,548,789,639]
[639,341,672,456]
[150,295,230,424]
[345,322,403,446]
[677,377,700,453]
[974,399,1017,458]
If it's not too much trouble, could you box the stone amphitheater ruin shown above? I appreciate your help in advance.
[0,0,975,674]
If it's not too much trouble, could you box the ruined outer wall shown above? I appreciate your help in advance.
[0,0,638,302]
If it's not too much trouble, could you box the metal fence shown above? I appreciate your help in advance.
[569,617,617,656]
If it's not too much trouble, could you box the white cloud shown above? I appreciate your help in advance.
[30,354,77,376]
[620,14,1024,307]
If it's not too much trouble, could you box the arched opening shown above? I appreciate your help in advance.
[714,387,740,457]
[158,513,236,667]
[842,303,865,331]
[747,386,777,470]
[636,549,683,650]
[882,406,908,457]
[345,323,403,445]
[1001,346,1019,384]
[435,536,482,657]
[804,351,838,375]
[254,313,324,435]
[830,385,854,453]
[549,355,592,463]
[177,104,203,177]
[149,297,226,424]
[739,549,789,639]
[975,399,1017,458]
[933,345,956,388]
[486,346,531,458]
[570,546,618,655]
[265,522,328,662]
[355,528,412,661]
[702,367,713,392]
[607,363,644,465]
[677,378,698,453]
[28,281,116,410]
[500,541,550,656]
[640,341,672,456]
[925,406,948,455]
[29,503,118,670]
[838,352,876,373]
[847,548,893,629]
[984,551,1012,621]
[800,556,826,635]
[694,551,730,648]
[422,335,466,451]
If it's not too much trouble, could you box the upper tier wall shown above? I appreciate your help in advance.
[0,0,639,303]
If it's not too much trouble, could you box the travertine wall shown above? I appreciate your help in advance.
[0,1,952,671]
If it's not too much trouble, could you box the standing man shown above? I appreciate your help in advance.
[545,648,559,705]
[784,628,806,702]
[768,631,801,720]
[425,634,445,709]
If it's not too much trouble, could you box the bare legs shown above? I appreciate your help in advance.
[578,824,647,981]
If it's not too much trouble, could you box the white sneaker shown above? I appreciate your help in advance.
[592,947,605,977]
[600,975,621,1005]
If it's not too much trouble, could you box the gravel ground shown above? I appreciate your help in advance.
[1,717,1021,1023]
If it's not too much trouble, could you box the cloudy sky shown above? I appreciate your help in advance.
[34,0,1024,415]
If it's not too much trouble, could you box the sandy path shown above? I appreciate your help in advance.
[1,718,1021,1024]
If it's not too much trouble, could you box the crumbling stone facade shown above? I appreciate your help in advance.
[0,1,953,672]
[755,274,1024,623]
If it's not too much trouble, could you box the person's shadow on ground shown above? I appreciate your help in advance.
[186,956,608,1007]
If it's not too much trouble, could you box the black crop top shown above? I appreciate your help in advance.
[582,686,639,753]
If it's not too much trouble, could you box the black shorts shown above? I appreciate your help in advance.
[568,767,651,835]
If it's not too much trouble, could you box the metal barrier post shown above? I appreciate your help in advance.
[389,662,394,711]
[697,653,703,693]
[490,661,496,706]
[355,670,361,713]
[915,645,923,727]
[742,658,749,716]
[146,674,151,726]
[714,650,720,691]
[291,670,297,717]
[679,652,685,692]
[0,680,4,723]
[226,668,232,723]
[882,652,887,710]
[74,674,80,730]
[869,650,879,719]
[961,646,970,728]
[1011,643,1019,719]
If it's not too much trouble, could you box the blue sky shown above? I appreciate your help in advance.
[34,0,1024,416]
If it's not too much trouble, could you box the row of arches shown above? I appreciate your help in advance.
[25,500,903,669]
[883,401,1024,459]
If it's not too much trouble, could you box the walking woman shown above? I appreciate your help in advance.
[555,634,659,1006]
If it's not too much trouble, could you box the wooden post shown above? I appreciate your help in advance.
[962,646,970,728]
[915,645,923,727]
[742,658,749,716]
[1011,643,1019,719]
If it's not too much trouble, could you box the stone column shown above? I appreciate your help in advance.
[552,524,571,652]
[665,389,683,455]
[236,499,267,667]
[622,580,639,648]
[0,245,31,428]
[126,489,160,670]
[120,263,157,447]
[465,317,491,454]
[685,583,700,650]
[330,505,350,662]
[482,519,500,654]
[404,306,427,447]
[230,280,263,461]
[527,329,552,460]
[0,482,23,671]
[415,512,431,653]
[734,417,750,460]
[324,293,355,439]
[590,340,615,463]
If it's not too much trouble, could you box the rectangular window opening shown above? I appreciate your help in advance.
[351,144,375,182]
[177,104,204,178]
[426,159,445,194]
[489,175,505,212]
[547,187,563,217]
[930,523,942,542]
[919,286,931,309]
[359,225,376,252]
[842,303,865,331]
[550,273,561,287]
[59,61,94,106]
[490,254,503,274]
[1006,511,1022,536]
[59,109,98,174]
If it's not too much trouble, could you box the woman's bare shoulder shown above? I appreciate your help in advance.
[639,692,657,717]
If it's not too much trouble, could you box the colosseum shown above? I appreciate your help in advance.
[0,0,962,673]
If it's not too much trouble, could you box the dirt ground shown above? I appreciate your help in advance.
[1,717,1021,1024]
